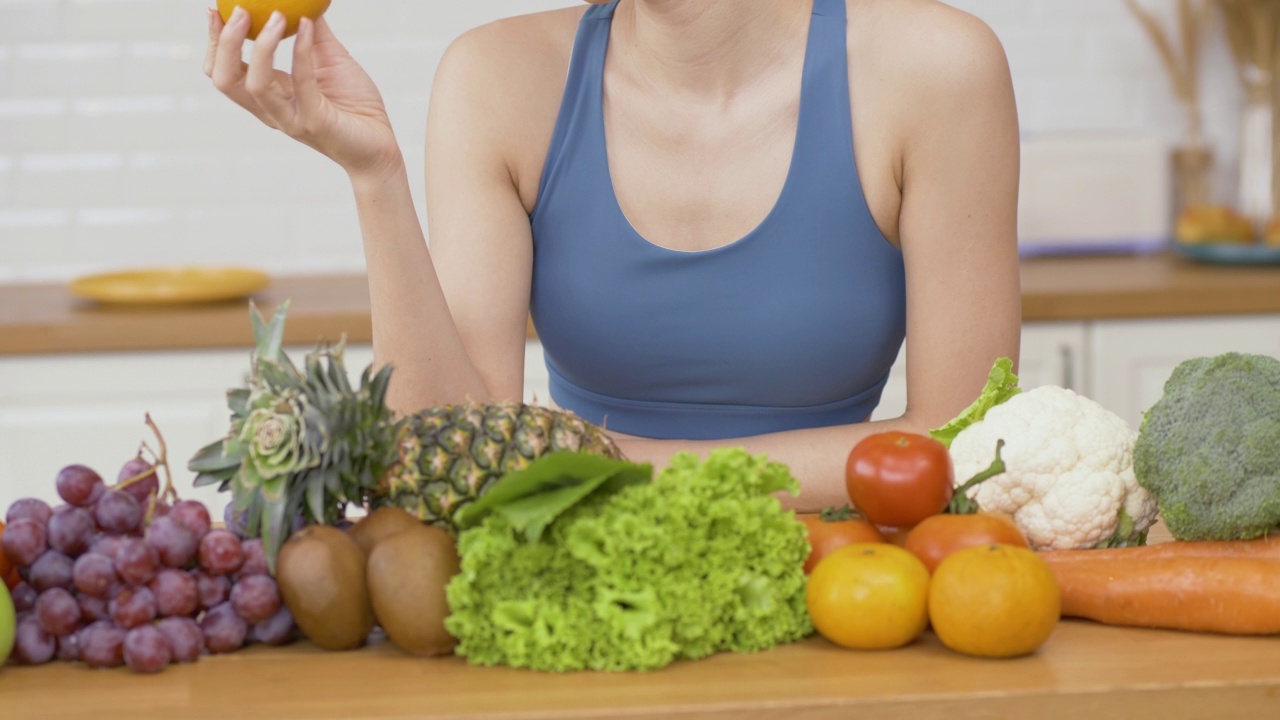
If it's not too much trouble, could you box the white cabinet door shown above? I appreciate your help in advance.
[869,345,908,422]
[870,322,1088,422]
[0,345,377,515]
[1089,315,1280,429]
[523,340,552,406]
[1019,322,1090,393]
[0,351,248,513]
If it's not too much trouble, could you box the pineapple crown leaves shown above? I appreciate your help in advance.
[189,300,398,571]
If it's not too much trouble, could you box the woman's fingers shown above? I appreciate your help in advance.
[203,8,223,78]
[207,6,280,128]
[210,5,275,126]
[291,18,325,135]
[210,6,251,94]
[244,12,297,130]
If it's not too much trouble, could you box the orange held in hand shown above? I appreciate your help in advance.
[217,0,332,40]
[928,544,1060,658]
[806,543,930,650]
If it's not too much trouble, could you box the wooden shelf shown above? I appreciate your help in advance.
[2,252,1279,356]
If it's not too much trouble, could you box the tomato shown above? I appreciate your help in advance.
[798,508,884,574]
[903,512,1029,574]
[806,543,930,650]
[879,525,912,547]
[0,521,17,591]
[845,431,954,529]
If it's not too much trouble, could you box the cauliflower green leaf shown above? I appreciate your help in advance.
[929,357,1021,449]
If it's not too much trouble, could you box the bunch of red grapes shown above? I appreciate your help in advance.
[2,458,295,674]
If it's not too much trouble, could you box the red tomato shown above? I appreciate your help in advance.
[845,432,954,529]
[799,510,884,574]
[903,512,1030,574]
[879,526,912,547]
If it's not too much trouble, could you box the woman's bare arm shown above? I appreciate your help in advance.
[205,11,536,414]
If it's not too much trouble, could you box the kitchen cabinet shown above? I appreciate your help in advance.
[0,342,545,511]
[868,321,1088,421]
[2,314,1276,511]
[4,253,1280,509]
[1088,314,1280,428]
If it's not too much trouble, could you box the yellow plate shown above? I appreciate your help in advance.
[68,267,271,306]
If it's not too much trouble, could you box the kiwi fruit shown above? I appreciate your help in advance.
[366,524,461,657]
[276,525,376,651]
[348,507,423,557]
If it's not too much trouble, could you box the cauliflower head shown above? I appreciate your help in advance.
[948,385,1157,550]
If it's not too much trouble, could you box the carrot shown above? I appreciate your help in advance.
[1042,554,1280,635]
[1038,533,1280,563]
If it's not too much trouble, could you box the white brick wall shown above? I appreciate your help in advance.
[0,0,1247,281]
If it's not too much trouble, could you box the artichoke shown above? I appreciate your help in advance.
[189,301,395,570]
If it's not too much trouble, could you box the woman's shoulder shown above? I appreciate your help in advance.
[847,0,1013,138]
[426,7,586,207]
[848,0,1010,89]
[434,7,584,94]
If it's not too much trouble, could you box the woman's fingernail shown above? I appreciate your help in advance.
[230,6,248,25]
[208,8,217,30]
[265,11,284,31]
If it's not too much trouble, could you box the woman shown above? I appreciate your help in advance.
[204,0,1021,509]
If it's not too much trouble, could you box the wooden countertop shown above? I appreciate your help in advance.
[2,252,1279,356]
[6,620,1280,720]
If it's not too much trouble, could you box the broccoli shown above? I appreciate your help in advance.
[1133,352,1280,541]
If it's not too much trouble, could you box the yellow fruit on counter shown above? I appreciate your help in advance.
[928,544,1060,659]
[217,0,332,40]
[805,543,930,650]
[1174,205,1255,245]
[1266,218,1280,248]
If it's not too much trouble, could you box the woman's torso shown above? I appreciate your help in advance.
[485,0,912,439]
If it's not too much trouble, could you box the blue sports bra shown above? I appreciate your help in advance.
[528,0,906,441]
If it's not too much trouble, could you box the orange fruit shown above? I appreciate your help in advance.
[217,0,333,41]
[928,544,1060,658]
[806,543,930,650]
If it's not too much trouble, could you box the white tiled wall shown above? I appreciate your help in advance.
[0,0,1246,281]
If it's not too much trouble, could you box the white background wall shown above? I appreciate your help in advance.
[0,0,1248,281]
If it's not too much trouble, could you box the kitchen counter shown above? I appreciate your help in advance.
[2,252,1279,356]
[5,620,1280,720]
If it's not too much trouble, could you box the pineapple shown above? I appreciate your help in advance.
[190,302,623,567]
[374,403,622,529]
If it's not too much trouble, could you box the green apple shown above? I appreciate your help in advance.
[0,583,14,666]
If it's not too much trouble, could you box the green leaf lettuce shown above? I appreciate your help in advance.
[444,448,813,672]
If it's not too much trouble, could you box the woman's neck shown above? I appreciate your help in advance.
[610,0,810,103]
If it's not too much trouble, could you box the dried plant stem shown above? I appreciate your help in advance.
[1213,0,1280,220]
[1128,0,1212,141]
[145,412,179,503]
[120,414,179,504]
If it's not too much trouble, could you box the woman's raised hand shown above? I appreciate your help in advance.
[204,7,402,179]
